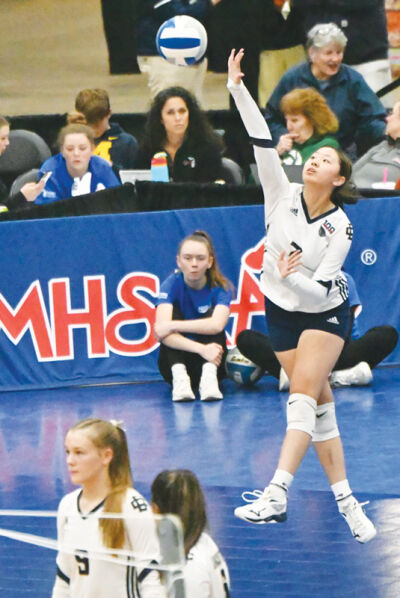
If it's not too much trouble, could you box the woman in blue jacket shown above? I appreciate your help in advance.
[35,123,120,204]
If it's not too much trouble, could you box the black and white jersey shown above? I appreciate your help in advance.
[228,80,353,313]
[52,488,165,598]
[184,533,230,598]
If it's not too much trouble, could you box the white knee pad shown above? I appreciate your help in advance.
[312,402,339,442]
[286,393,317,437]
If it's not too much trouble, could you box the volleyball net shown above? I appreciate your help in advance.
[0,509,186,598]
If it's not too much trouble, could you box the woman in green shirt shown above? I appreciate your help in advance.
[276,87,339,165]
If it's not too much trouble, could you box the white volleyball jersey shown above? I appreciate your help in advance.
[184,533,230,598]
[228,79,353,313]
[52,488,166,598]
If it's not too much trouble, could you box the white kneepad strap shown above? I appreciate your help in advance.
[312,402,339,442]
[286,393,317,437]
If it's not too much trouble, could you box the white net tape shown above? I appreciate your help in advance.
[0,509,186,597]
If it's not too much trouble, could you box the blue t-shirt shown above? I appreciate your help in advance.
[157,271,232,339]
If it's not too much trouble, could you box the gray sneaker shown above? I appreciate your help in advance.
[234,488,287,525]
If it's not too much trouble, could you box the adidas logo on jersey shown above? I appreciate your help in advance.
[327,316,339,325]
[290,208,298,216]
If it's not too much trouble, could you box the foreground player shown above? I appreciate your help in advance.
[155,231,233,402]
[152,469,230,597]
[228,49,376,543]
[52,418,166,598]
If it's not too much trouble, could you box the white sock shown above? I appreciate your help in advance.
[171,363,188,377]
[331,479,352,507]
[202,362,218,377]
[268,469,294,498]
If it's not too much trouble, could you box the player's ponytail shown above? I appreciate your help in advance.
[69,418,133,549]
[330,148,359,207]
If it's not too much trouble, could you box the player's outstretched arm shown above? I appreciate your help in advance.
[227,49,291,205]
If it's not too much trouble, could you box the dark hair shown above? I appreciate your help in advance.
[140,86,224,155]
[151,469,207,555]
[178,230,233,291]
[330,147,359,206]
[68,418,133,549]
[57,123,95,149]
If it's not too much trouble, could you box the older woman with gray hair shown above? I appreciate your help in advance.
[265,22,387,159]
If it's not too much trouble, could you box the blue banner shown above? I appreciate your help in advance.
[0,198,398,391]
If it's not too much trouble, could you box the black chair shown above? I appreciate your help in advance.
[221,157,243,184]
[9,168,40,196]
[0,130,51,188]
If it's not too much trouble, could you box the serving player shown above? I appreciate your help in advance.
[228,48,376,543]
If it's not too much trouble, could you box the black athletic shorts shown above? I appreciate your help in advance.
[265,296,350,352]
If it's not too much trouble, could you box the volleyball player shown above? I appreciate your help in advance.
[155,231,233,402]
[152,469,230,597]
[52,418,166,597]
[227,49,376,543]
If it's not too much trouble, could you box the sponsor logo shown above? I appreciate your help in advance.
[327,316,339,325]
[322,219,335,234]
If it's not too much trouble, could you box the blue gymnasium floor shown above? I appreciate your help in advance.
[0,367,399,597]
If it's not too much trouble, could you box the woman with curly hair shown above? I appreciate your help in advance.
[276,87,340,164]
[135,86,224,183]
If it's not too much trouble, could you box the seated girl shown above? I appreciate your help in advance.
[155,230,233,402]
[35,123,120,204]
[135,87,225,183]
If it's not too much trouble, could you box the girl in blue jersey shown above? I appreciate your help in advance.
[155,230,233,402]
[35,124,120,204]
[152,469,230,598]
[228,49,376,543]
[52,418,165,598]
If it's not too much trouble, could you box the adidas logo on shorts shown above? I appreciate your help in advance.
[327,316,339,325]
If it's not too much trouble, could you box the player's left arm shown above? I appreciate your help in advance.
[160,304,230,338]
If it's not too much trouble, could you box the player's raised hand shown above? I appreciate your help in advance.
[228,49,245,85]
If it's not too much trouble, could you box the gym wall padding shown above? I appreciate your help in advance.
[0,198,398,391]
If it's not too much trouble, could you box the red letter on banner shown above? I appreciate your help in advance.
[49,276,107,359]
[0,281,53,360]
[228,238,266,345]
[105,273,159,355]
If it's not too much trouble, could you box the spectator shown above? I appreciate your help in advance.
[151,469,230,597]
[154,230,233,402]
[237,272,398,390]
[265,22,387,159]
[299,0,393,108]
[0,116,45,210]
[35,124,120,205]
[136,0,222,103]
[276,87,339,164]
[69,88,138,171]
[135,86,224,183]
[353,100,400,190]
[258,0,306,108]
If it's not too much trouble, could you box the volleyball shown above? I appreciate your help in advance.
[156,15,208,67]
[225,347,264,386]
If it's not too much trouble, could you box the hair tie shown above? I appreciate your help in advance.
[110,419,125,432]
